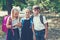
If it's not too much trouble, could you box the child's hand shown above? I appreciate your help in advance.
[15,23,22,27]
[33,35,36,40]
[7,25,11,29]
[44,33,48,39]
[17,23,22,27]
[14,23,19,26]
[33,31,36,40]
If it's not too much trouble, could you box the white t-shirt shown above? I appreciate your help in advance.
[12,19,19,29]
[33,14,47,31]
[7,17,19,29]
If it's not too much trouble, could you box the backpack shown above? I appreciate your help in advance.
[31,15,44,24]
[2,15,9,33]
[31,15,48,27]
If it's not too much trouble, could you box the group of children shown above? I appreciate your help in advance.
[5,5,48,40]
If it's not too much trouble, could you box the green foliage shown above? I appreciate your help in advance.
[31,0,60,13]
[13,0,27,10]
[0,0,60,13]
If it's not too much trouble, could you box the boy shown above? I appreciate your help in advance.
[32,5,48,40]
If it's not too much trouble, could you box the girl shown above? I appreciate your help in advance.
[20,8,33,40]
[6,7,21,40]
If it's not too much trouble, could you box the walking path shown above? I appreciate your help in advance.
[0,28,60,40]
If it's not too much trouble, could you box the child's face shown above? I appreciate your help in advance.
[14,11,19,18]
[25,9,30,18]
[33,8,40,15]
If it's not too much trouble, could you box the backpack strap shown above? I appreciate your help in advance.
[31,15,44,25]
[40,15,44,25]
[31,15,34,22]
[9,16,12,25]
[8,16,14,36]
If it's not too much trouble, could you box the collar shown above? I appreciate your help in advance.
[34,14,40,17]
[24,17,30,20]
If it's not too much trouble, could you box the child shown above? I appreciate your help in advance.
[6,7,21,40]
[32,5,48,40]
[20,8,33,40]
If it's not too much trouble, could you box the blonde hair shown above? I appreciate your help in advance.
[24,8,31,14]
[11,6,20,19]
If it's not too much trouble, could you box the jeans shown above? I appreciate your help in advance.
[35,29,45,40]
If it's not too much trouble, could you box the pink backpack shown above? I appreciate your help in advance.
[2,15,9,33]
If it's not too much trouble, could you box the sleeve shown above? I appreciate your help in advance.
[30,19,33,24]
[43,16,47,24]
[30,17,33,25]
[20,18,23,23]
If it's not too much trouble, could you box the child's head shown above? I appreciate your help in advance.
[32,5,40,16]
[24,8,31,18]
[11,6,20,19]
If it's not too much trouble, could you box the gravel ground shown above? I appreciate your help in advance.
[0,28,60,40]
[48,28,60,40]
[0,35,6,40]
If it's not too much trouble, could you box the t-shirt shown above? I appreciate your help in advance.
[7,17,19,29]
[33,14,47,31]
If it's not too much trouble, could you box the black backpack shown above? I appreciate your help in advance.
[31,15,44,25]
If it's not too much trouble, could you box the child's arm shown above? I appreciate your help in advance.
[44,23,48,39]
[6,17,11,29]
[32,24,36,40]
[32,24,34,33]
[43,16,48,39]
[17,18,23,28]
[13,17,22,27]
[17,17,22,27]
[12,22,22,28]
[17,22,22,28]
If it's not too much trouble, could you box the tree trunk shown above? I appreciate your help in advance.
[6,0,13,15]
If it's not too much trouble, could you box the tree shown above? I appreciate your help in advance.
[13,0,27,10]
[6,0,13,15]
[1,0,60,13]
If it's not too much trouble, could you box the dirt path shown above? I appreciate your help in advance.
[0,28,60,40]
[48,28,60,40]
